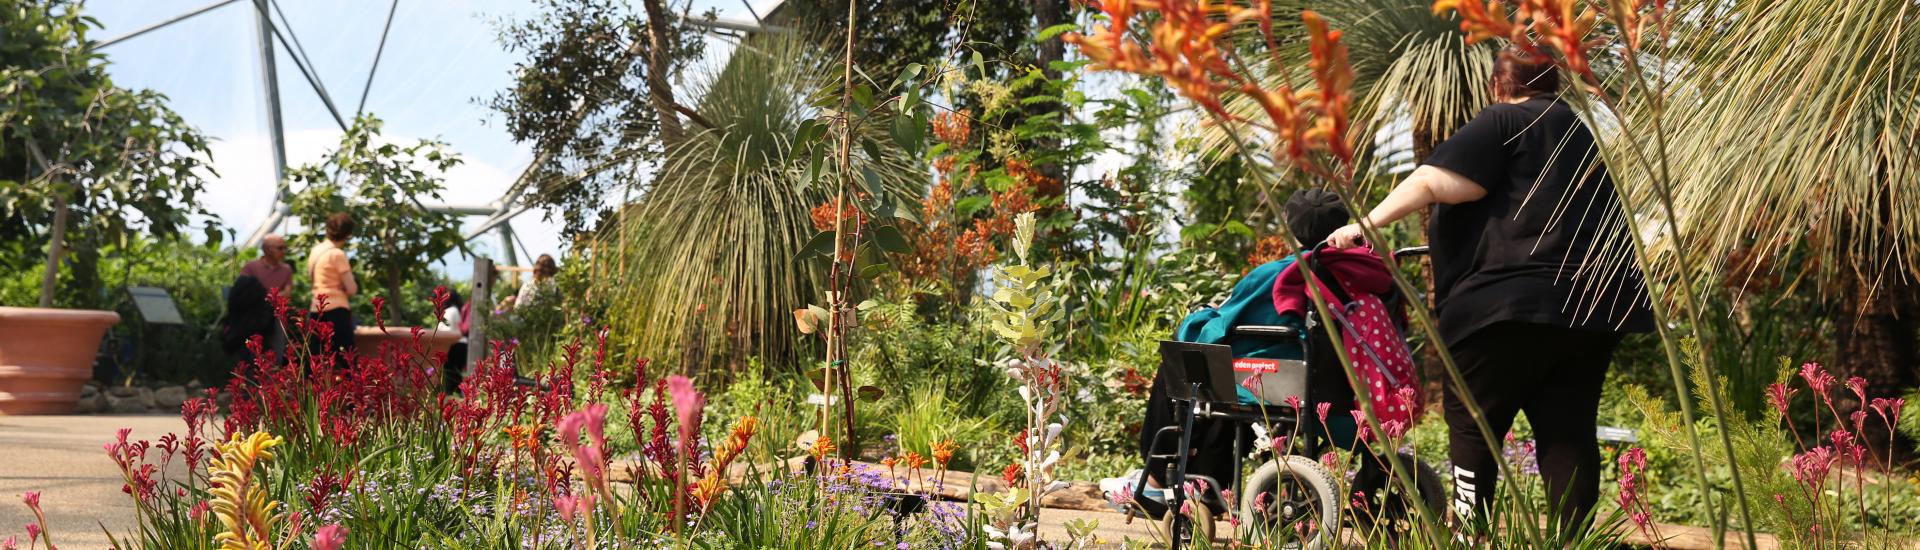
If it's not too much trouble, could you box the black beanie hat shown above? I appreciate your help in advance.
[1283,189,1351,246]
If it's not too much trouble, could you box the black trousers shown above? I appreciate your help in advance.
[1139,370,1251,488]
[442,341,468,393]
[1444,321,1620,535]
[312,308,357,370]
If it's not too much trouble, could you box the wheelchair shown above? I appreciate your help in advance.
[1131,246,1445,549]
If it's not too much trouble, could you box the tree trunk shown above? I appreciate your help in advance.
[25,141,66,309]
[38,190,69,309]
[640,0,684,143]
[386,270,405,319]
[1833,267,1919,399]
[1030,0,1068,187]
[1033,0,1065,81]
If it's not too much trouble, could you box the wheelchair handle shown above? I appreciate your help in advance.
[1229,325,1301,339]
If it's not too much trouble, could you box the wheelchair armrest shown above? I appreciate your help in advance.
[1230,325,1300,339]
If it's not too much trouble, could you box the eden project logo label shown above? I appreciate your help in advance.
[1232,358,1280,374]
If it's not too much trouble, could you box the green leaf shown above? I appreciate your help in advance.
[1222,220,1255,238]
[862,166,886,200]
[797,230,837,260]
[856,385,886,402]
[795,119,818,147]
[953,195,992,217]
[851,85,874,110]
[872,225,912,254]
[860,137,884,163]
[891,115,923,157]
[1035,23,1080,42]
[1179,223,1219,242]
[802,148,824,190]
[884,198,921,224]
[1048,59,1093,73]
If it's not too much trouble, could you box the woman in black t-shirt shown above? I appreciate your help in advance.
[1325,48,1651,536]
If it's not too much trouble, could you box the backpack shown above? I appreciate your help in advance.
[1302,253,1422,430]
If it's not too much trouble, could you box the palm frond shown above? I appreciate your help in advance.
[1605,0,1920,294]
[594,34,926,371]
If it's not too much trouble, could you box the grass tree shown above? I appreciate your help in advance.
[595,34,924,373]
[1605,0,1920,397]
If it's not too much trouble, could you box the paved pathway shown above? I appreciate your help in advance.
[0,414,186,550]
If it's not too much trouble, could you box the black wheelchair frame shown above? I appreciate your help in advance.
[1132,245,1432,549]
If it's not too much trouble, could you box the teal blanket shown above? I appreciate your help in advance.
[1171,257,1357,446]
[1176,258,1306,360]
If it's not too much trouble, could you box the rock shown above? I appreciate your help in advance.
[135,387,157,410]
[1038,481,1109,512]
[105,392,150,414]
[186,379,205,393]
[79,382,100,398]
[153,386,188,410]
[75,392,107,414]
[107,385,139,398]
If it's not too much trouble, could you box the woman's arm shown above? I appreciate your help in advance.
[1325,165,1487,248]
[336,253,359,296]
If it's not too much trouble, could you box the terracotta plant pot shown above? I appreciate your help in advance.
[0,307,121,415]
[353,326,461,364]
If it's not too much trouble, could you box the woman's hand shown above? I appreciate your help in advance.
[1326,223,1367,249]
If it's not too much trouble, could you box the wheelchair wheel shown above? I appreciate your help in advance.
[1151,495,1218,546]
[1352,451,1448,536]
[1239,455,1340,550]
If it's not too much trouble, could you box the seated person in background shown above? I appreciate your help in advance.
[1119,189,1365,500]
[515,254,559,308]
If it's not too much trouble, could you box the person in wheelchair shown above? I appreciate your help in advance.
[1117,189,1431,542]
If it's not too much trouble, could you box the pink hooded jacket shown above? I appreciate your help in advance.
[1270,246,1422,429]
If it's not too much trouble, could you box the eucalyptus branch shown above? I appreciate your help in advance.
[818,0,861,452]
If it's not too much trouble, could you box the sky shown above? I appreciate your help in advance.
[90,0,781,279]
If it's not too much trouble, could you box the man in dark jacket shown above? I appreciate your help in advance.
[221,274,277,367]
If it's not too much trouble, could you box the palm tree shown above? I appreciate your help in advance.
[1602,0,1920,397]
[593,34,925,372]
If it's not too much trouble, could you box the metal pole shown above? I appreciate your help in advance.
[497,223,519,286]
[355,0,401,117]
[464,257,492,378]
[95,0,243,49]
[246,0,290,249]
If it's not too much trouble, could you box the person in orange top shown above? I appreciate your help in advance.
[309,212,360,363]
